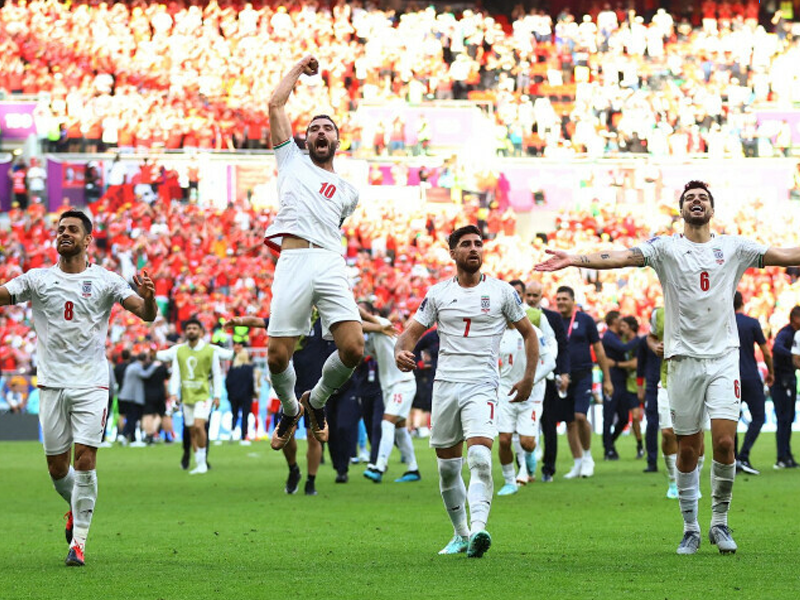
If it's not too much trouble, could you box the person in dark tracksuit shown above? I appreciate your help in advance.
[637,329,662,473]
[771,306,800,469]
[326,377,361,482]
[225,342,257,444]
[518,280,569,482]
[601,311,639,460]
[353,355,384,467]
[733,292,774,475]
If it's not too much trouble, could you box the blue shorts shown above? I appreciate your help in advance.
[559,371,594,421]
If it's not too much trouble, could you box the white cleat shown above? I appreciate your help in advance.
[189,464,208,475]
[564,464,582,479]
[580,457,595,478]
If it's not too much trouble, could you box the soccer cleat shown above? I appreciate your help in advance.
[515,476,529,486]
[394,470,421,483]
[666,482,679,499]
[467,530,492,558]
[541,473,554,483]
[64,511,73,545]
[438,535,469,555]
[580,457,595,478]
[285,465,301,494]
[363,468,383,483]
[189,464,208,475]
[497,483,518,496]
[676,531,701,555]
[299,391,329,443]
[65,543,85,567]
[525,452,538,480]
[738,460,760,475]
[564,464,582,479]
[708,525,737,554]
[304,480,318,496]
[270,403,305,451]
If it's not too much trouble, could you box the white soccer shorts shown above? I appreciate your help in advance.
[267,248,360,340]
[382,379,417,420]
[666,350,740,436]
[183,399,211,427]
[429,380,498,448]
[498,379,545,438]
[39,387,108,455]
[656,383,673,430]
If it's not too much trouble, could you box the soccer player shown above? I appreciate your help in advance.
[157,318,232,475]
[395,225,539,558]
[0,210,157,566]
[535,179,800,554]
[496,320,556,495]
[733,291,774,474]
[362,314,420,484]
[773,306,800,468]
[264,55,364,450]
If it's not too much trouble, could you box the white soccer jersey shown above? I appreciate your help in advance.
[365,316,414,390]
[4,264,136,388]
[640,233,767,359]
[413,275,526,385]
[498,325,555,395]
[264,139,359,253]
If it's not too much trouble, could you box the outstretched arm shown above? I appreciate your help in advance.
[764,247,800,267]
[269,55,318,147]
[534,247,645,272]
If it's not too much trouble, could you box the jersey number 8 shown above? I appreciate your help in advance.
[64,301,74,321]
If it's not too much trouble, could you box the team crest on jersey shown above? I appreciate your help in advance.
[81,280,92,298]
[712,247,724,265]
[481,295,491,313]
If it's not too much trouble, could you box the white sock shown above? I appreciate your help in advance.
[394,427,418,472]
[664,453,677,484]
[376,420,395,472]
[52,466,75,505]
[583,448,593,460]
[677,467,700,533]
[698,453,705,473]
[710,460,735,528]
[517,459,529,480]
[573,457,583,470]
[501,462,516,486]
[438,457,469,537]
[310,352,356,409]
[270,362,299,417]
[195,447,207,468]
[512,435,525,471]
[467,445,493,535]
[71,470,97,546]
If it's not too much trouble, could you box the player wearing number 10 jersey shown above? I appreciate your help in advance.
[396,225,539,558]
[263,55,364,452]
[536,179,800,556]
[0,210,157,567]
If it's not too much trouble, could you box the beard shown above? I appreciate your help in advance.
[57,243,82,258]
[457,256,482,274]
[683,210,712,226]
[308,140,335,164]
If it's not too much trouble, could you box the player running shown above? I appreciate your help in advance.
[264,55,364,450]
[395,225,539,558]
[0,210,157,567]
[496,320,557,495]
[535,180,800,555]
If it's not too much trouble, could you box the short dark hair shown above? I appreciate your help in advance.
[734,291,744,311]
[509,279,525,293]
[307,114,339,138]
[622,315,639,333]
[605,310,621,326]
[790,305,800,321]
[59,210,93,235]
[448,225,483,250]
[121,349,131,360]
[556,285,575,299]
[679,180,715,209]
[184,317,203,330]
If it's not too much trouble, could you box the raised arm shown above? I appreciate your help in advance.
[122,270,158,322]
[395,320,429,372]
[763,247,800,267]
[269,55,318,147]
[535,247,645,272]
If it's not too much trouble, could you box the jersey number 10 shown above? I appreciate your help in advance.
[319,183,337,199]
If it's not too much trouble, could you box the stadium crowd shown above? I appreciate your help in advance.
[0,0,798,157]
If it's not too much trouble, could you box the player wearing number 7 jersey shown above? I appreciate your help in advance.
[395,225,539,558]
[0,210,157,567]
[263,55,363,452]
[535,179,800,556]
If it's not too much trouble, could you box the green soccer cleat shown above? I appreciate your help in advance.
[497,483,518,496]
[438,535,469,555]
[467,530,492,558]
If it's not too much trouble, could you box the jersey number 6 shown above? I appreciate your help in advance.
[700,271,709,291]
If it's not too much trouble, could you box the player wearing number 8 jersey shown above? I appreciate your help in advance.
[0,210,157,567]
[395,225,540,558]
[263,55,364,452]
[536,180,800,556]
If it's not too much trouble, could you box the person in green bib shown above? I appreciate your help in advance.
[157,318,233,474]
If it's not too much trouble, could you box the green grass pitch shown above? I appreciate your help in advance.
[2,433,799,600]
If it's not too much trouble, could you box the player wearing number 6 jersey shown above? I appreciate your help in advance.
[0,210,157,567]
[395,225,539,558]
[536,180,800,556]
[263,55,364,452]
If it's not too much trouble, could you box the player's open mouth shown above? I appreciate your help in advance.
[315,139,328,149]
[690,206,703,214]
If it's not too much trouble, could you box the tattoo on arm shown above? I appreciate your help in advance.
[628,247,645,266]
[600,253,610,260]
[579,255,590,264]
